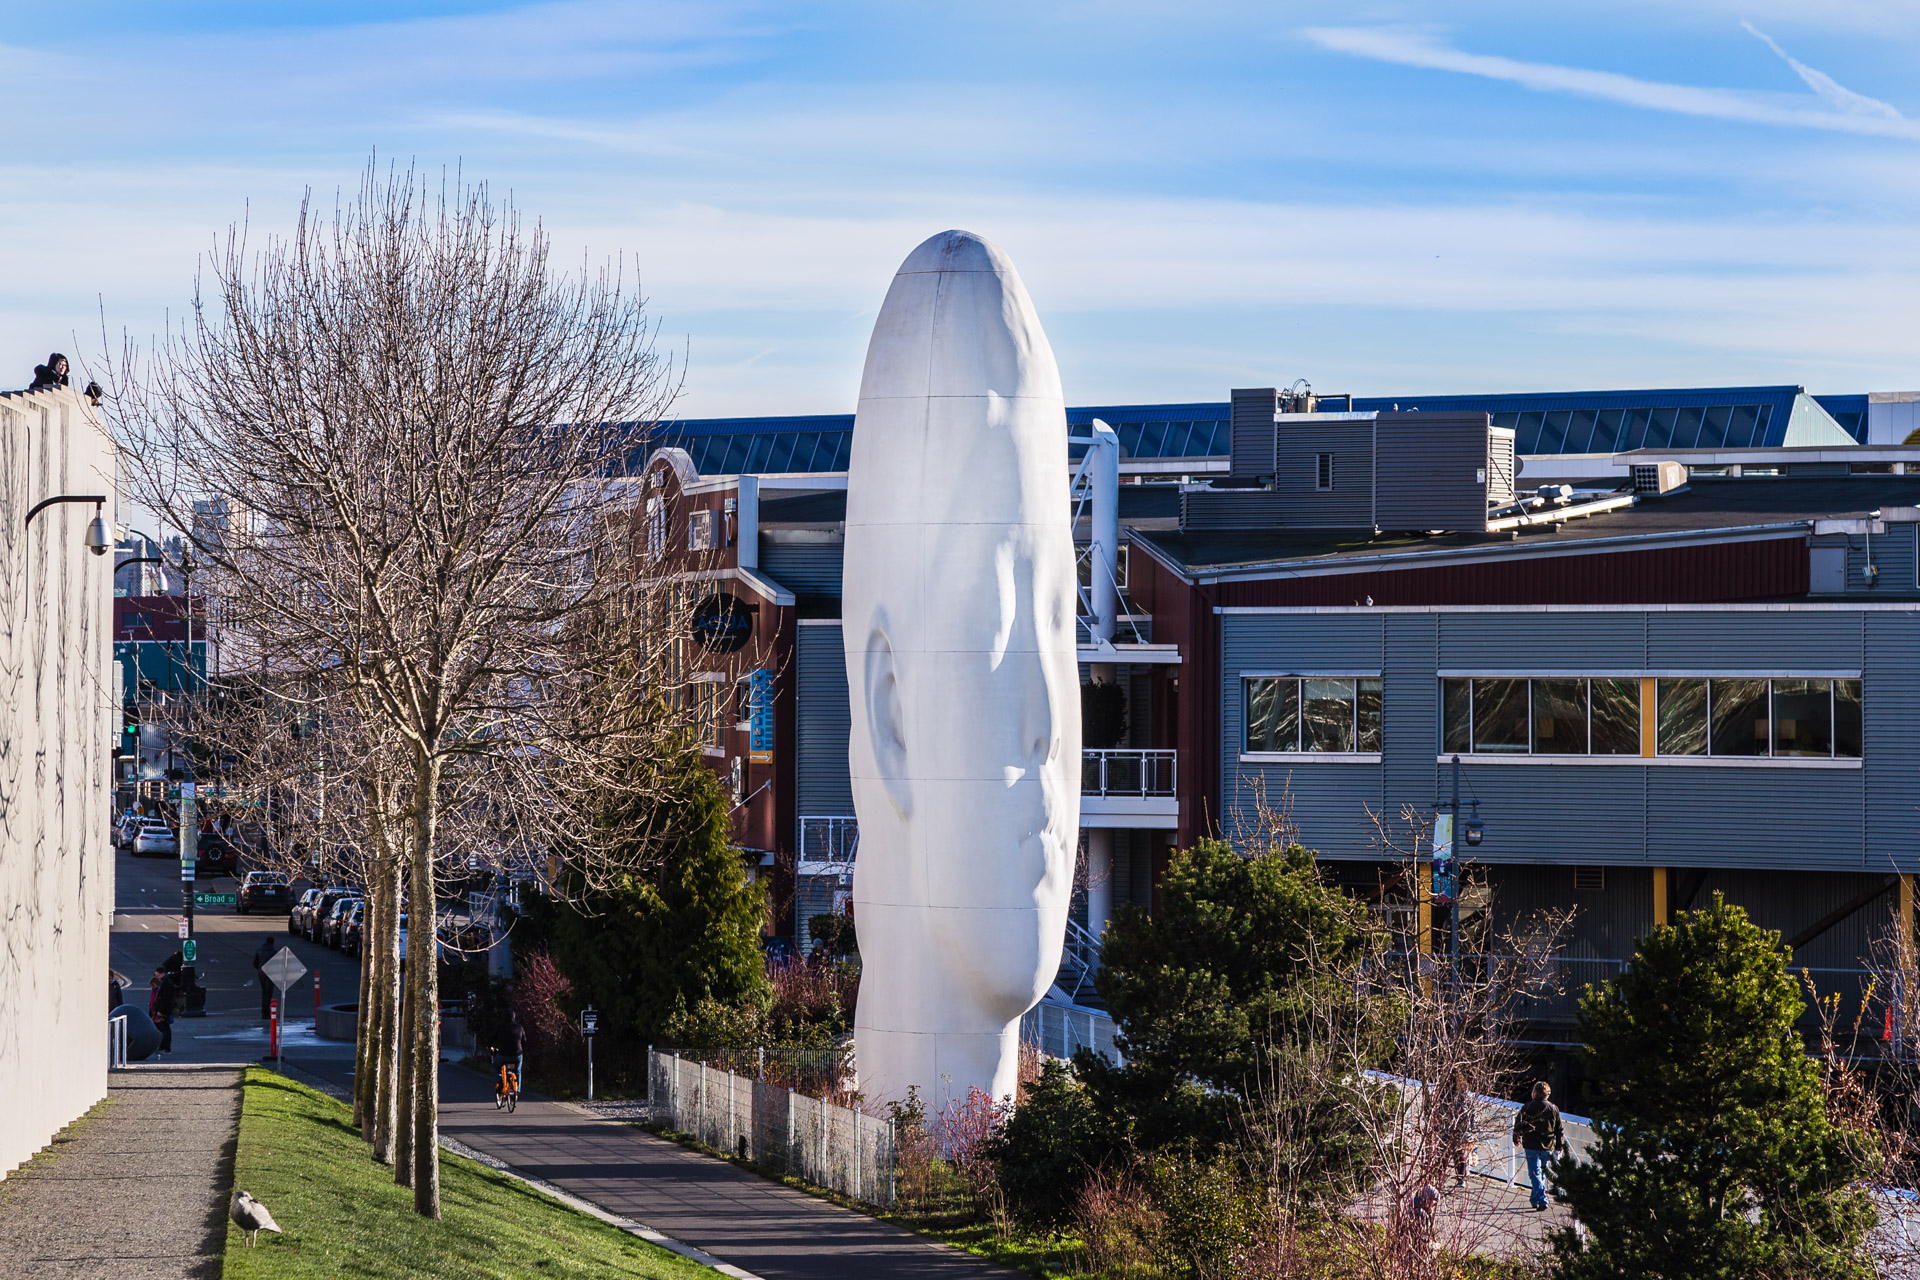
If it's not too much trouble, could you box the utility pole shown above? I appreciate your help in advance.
[177,550,203,1013]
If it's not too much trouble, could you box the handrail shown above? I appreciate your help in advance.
[1081,748,1177,798]
[798,815,859,866]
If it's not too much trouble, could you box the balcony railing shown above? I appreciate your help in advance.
[798,815,859,869]
[1082,749,1176,798]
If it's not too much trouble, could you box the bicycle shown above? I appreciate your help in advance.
[494,1058,520,1113]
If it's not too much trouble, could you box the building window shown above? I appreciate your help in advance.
[1657,678,1860,759]
[688,509,717,552]
[646,496,666,560]
[696,681,728,750]
[1244,676,1381,754]
[1446,677,1640,757]
[1315,453,1334,491]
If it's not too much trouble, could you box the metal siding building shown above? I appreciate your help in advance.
[760,540,844,595]
[795,622,854,816]
[1216,605,1919,875]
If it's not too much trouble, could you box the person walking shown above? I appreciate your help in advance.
[253,937,276,1018]
[152,969,180,1056]
[1511,1080,1566,1211]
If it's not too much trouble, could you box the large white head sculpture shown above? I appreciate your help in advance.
[843,230,1081,1108]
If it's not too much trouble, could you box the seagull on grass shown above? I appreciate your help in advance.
[230,1190,283,1247]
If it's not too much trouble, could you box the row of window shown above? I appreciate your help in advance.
[1240,675,1864,759]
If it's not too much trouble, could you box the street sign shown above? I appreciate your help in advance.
[580,1007,599,1037]
[177,919,190,939]
[262,947,308,992]
[194,892,237,907]
[182,939,198,963]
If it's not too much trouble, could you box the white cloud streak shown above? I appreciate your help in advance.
[1303,25,1920,140]
[1740,21,1903,120]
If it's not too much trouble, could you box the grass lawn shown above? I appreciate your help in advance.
[224,1067,717,1279]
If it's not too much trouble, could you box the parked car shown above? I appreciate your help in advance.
[341,901,365,957]
[321,896,363,950]
[303,887,357,943]
[114,812,144,850]
[132,822,178,857]
[236,871,292,915]
[289,888,327,938]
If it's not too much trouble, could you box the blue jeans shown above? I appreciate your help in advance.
[1524,1148,1553,1208]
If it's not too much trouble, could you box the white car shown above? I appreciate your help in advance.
[133,822,178,857]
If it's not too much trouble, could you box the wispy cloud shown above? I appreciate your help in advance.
[1303,25,1919,140]
[1740,21,1902,120]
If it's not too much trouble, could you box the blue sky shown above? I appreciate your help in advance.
[6,1,1919,416]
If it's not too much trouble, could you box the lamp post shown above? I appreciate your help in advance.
[1432,754,1485,967]
[116,535,205,1011]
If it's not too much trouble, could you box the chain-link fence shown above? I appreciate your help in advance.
[649,1049,896,1208]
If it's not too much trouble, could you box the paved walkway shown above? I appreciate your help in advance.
[0,1064,243,1279]
[291,1053,1017,1280]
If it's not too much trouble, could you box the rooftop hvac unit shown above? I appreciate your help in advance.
[1631,461,1688,494]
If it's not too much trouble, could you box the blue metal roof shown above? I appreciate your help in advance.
[1814,394,1869,442]
[636,386,1868,474]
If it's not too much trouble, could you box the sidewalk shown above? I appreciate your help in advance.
[0,1064,243,1279]
[290,1053,1018,1280]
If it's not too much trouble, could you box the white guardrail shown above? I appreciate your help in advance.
[1368,1071,1596,1186]
[108,1014,129,1069]
[649,1049,896,1208]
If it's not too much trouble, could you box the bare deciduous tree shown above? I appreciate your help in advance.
[107,159,706,1216]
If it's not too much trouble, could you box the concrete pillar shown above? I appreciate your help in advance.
[1085,829,1113,947]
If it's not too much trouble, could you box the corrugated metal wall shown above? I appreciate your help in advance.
[1219,607,1920,874]
[1272,422,1374,527]
[760,539,844,595]
[795,623,854,815]
[1180,489,1291,531]
[1866,612,1920,866]
[1230,388,1277,478]
[1374,415,1493,532]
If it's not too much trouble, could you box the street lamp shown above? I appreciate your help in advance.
[1433,754,1487,966]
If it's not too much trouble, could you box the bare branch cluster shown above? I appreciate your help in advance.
[103,157,706,1216]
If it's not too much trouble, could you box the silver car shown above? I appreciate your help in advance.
[133,822,178,857]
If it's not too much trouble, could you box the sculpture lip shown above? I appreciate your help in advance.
[895,229,1008,275]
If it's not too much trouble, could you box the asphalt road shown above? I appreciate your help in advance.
[110,841,364,1044]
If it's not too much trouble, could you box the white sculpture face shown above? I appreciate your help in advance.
[844,230,1081,1108]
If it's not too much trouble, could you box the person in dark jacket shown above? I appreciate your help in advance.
[1511,1080,1566,1210]
[28,353,69,390]
[491,1012,527,1093]
[152,969,180,1055]
[253,937,277,1018]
